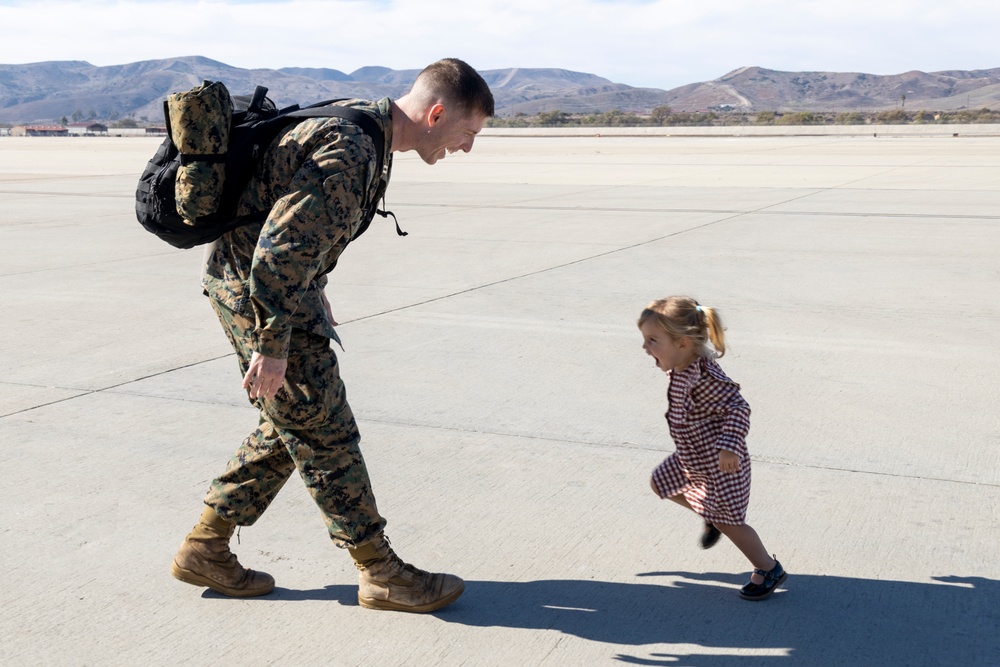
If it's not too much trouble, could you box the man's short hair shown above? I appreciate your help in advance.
[414,58,495,119]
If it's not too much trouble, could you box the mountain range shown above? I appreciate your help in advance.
[2,56,1000,124]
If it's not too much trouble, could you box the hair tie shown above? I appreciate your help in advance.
[695,305,703,314]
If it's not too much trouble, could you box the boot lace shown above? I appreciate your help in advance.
[378,536,427,578]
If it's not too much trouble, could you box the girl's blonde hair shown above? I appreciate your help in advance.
[637,296,727,358]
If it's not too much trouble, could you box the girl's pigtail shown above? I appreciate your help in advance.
[642,297,728,359]
[702,306,726,358]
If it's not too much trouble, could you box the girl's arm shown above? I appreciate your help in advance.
[718,402,750,472]
[717,400,751,455]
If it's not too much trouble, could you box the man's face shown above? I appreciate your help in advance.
[418,106,486,165]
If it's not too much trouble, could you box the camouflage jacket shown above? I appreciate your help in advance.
[202,98,393,359]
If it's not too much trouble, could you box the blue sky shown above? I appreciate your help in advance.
[0,0,998,89]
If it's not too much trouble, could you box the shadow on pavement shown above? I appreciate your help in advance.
[275,572,998,665]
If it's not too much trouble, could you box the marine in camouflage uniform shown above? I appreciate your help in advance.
[201,98,393,546]
[170,58,495,613]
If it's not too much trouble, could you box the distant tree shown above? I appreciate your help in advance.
[590,110,644,126]
[754,111,777,125]
[486,114,529,128]
[60,116,69,126]
[71,110,83,122]
[947,109,976,123]
[776,111,820,125]
[650,105,673,126]
[970,108,1000,123]
[875,109,908,124]
[112,118,139,128]
[537,110,570,126]
[834,112,866,125]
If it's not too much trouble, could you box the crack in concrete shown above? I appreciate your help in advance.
[6,185,994,493]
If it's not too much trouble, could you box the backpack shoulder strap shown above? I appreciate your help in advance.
[285,104,401,239]
[285,105,386,168]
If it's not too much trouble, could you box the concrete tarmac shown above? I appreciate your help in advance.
[1,130,998,666]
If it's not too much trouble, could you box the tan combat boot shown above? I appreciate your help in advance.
[349,535,464,613]
[170,506,275,597]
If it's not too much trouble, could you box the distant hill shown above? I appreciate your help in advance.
[1,57,999,124]
[664,65,1000,112]
[0,56,639,124]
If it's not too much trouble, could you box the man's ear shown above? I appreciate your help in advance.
[427,103,445,127]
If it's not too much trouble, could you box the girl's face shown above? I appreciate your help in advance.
[640,320,696,373]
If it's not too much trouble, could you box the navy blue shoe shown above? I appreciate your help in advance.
[739,557,787,601]
[700,522,721,549]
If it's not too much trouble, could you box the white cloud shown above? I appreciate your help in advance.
[0,0,998,89]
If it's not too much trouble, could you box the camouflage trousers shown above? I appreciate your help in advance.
[204,299,386,548]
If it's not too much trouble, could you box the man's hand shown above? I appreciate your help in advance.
[321,291,338,326]
[242,351,288,400]
[719,449,741,473]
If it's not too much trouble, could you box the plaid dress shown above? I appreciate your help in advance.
[651,356,752,525]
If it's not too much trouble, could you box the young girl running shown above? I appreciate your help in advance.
[638,296,787,601]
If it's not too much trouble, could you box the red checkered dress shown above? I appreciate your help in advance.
[651,356,752,525]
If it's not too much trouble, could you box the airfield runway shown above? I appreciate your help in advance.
[1,129,998,665]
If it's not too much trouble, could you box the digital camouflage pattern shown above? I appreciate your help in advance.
[202,97,392,358]
[200,98,393,546]
[206,300,386,547]
[167,80,232,224]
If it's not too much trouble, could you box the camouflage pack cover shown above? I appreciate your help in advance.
[136,83,394,249]
[166,80,233,224]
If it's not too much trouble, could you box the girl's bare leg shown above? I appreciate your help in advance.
[715,522,777,584]
[659,485,777,583]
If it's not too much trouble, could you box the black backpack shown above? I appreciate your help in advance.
[135,85,400,249]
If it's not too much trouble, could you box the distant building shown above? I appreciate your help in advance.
[67,122,108,136]
[11,125,69,137]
